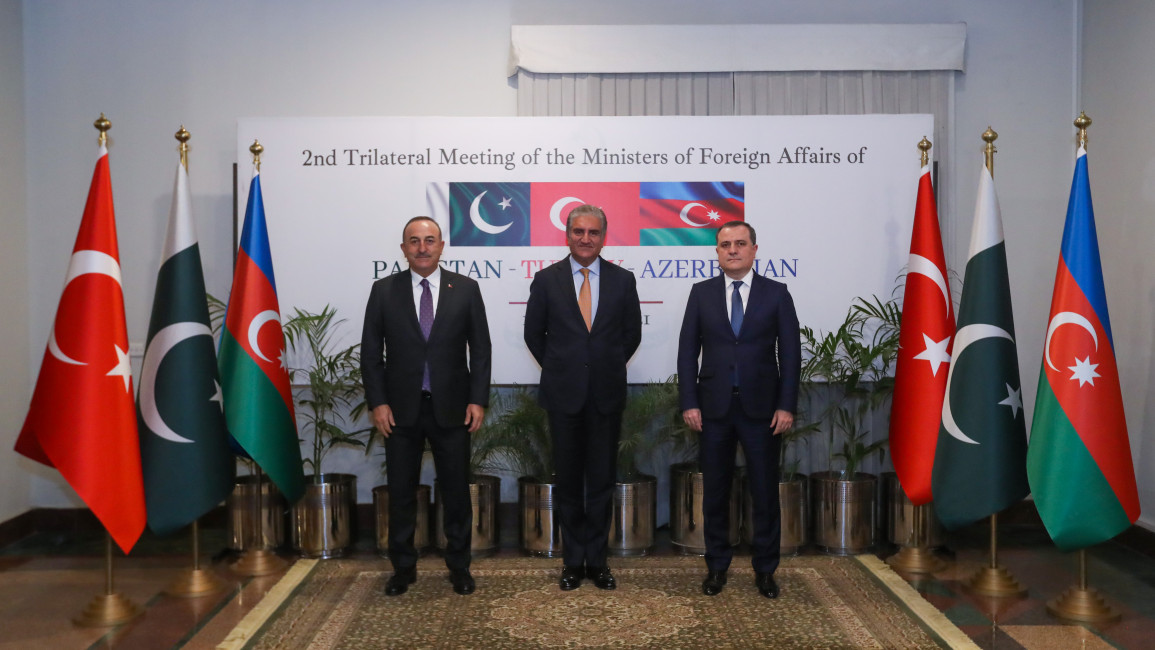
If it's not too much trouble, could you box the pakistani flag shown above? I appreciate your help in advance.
[137,157,234,536]
[931,164,1029,530]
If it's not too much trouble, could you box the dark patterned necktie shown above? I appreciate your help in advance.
[419,279,433,391]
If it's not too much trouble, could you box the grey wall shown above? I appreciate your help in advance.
[1,0,30,524]
[10,0,1149,528]
[1082,1,1155,528]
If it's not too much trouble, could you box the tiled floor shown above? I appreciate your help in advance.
[1,513,1153,649]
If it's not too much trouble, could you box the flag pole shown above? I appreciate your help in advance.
[1042,113,1119,623]
[887,137,946,576]
[163,126,228,598]
[964,127,1027,599]
[71,114,143,628]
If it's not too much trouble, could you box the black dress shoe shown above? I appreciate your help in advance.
[756,572,779,599]
[702,570,728,596]
[587,566,617,590]
[385,566,417,596]
[559,565,584,591]
[449,568,475,595]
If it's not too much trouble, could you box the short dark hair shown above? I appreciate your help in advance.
[566,204,608,232]
[716,220,756,245]
[402,216,442,241]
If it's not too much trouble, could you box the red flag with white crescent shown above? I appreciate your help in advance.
[15,144,146,553]
[889,163,956,505]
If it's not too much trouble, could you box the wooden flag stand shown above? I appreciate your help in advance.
[73,533,141,628]
[231,468,286,577]
[1047,549,1119,623]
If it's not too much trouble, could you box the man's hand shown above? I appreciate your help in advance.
[770,409,794,436]
[465,404,486,433]
[371,404,395,438]
[682,408,703,432]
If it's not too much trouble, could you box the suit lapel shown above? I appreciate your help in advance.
[742,274,771,335]
[710,275,736,340]
[429,271,455,341]
[557,256,588,328]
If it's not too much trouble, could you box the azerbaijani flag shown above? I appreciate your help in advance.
[1026,145,1139,551]
[639,182,744,245]
[219,169,304,503]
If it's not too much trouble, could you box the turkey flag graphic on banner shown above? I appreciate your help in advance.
[15,143,146,554]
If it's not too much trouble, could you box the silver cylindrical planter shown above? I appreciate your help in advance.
[882,472,944,549]
[669,462,740,555]
[227,475,287,551]
[811,471,876,555]
[518,476,562,557]
[741,473,809,555]
[435,474,500,556]
[609,475,657,557]
[372,483,431,556]
[291,473,357,559]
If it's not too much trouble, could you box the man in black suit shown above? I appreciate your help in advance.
[524,204,642,591]
[362,216,491,596]
[677,220,801,599]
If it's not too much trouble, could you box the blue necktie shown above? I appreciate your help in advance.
[419,279,433,391]
[730,280,744,336]
[731,280,743,387]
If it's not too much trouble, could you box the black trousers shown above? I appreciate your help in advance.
[385,395,472,571]
[700,392,782,574]
[549,404,621,568]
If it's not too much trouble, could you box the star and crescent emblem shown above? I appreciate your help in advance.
[940,323,1018,445]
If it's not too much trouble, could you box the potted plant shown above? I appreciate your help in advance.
[807,296,901,555]
[480,386,560,556]
[283,305,372,559]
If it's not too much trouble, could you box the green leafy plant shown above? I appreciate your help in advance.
[283,305,372,476]
[618,375,693,480]
[802,294,902,478]
[480,386,554,482]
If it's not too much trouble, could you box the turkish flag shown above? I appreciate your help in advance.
[15,145,146,553]
[889,164,956,505]
[528,182,641,246]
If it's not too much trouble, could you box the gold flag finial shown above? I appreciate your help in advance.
[982,126,998,175]
[1075,111,1091,149]
[175,125,191,170]
[250,139,264,172]
[917,136,932,167]
[94,113,111,146]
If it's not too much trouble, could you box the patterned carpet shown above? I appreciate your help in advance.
[222,554,977,649]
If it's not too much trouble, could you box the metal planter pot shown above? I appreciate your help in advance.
[291,473,357,559]
[372,484,431,556]
[609,475,657,557]
[741,473,809,555]
[811,471,877,555]
[669,462,740,555]
[227,475,287,551]
[435,474,500,557]
[518,476,562,557]
[881,472,944,549]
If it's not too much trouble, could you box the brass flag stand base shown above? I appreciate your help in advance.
[231,548,287,577]
[73,533,141,628]
[231,469,287,577]
[887,545,945,574]
[167,521,227,597]
[1047,549,1120,623]
[965,513,1027,598]
[887,504,944,574]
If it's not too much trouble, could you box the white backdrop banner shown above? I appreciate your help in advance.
[236,115,932,384]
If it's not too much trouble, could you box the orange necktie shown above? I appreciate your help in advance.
[578,268,592,330]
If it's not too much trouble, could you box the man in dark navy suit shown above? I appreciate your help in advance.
[524,204,642,591]
[362,216,491,597]
[677,220,801,598]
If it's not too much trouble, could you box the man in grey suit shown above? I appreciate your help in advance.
[524,204,642,591]
[362,216,491,596]
[678,220,801,599]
